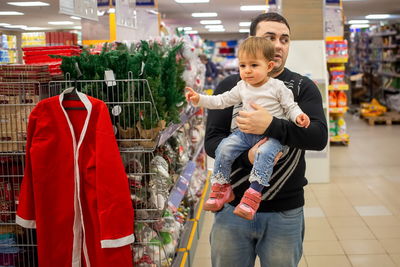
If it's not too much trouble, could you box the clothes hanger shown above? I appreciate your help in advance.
[64,63,86,110]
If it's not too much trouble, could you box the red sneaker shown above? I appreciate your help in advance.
[233,188,262,220]
[203,183,234,212]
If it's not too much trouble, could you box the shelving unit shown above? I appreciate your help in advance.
[0,34,17,64]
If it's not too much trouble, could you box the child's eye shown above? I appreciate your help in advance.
[239,64,246,68]
[252,64,258,67]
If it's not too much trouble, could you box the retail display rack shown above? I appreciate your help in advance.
[0,74,209,266]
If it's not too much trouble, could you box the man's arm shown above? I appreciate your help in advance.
[204,75,253,169]
[265,80,328,150]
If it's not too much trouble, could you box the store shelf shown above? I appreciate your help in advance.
[370,31,397,37]
[328,84,349,90]
[327,57,348,63]
[330,134,350,145]
[157,107,199,147]
[329,107,348,114]
[378,71,400,78]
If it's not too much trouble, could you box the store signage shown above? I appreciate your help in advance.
[168,161,196,211]
[60,0,98,21]
[136,0,155,6]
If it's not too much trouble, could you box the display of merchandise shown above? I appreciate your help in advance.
[0,34,17,64]
[348,22,400,110]
[325,1,350,145]
[0,37,209,266]
[22,45,81,75]
[21,32,46,47]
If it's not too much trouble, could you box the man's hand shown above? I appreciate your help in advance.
[237,103,273,135]
[185,87,200,105]
[296,113,310,128]
[248,137,283,165]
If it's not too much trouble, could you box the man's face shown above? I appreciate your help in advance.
[255,21,290,76]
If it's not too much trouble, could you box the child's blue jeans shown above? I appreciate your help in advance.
[212,130,283,187]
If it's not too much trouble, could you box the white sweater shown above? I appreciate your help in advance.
[197,78,303,123]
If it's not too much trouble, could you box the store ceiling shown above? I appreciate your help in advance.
[0,0,399,33]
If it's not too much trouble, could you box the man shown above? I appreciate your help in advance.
[199,54,218,86]
[204,12,328,267]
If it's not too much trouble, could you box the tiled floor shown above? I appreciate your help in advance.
[192,114,400,267]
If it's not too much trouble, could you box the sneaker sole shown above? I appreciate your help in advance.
[203,190,235,212]
[233,206,254,220]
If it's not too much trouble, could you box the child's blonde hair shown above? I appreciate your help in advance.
[238,36,275,61]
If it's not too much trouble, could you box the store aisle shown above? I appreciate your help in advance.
[192,114,400,267]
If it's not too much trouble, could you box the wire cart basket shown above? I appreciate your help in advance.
[0,75,194,266]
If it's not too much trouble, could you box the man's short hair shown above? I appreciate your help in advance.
[250,12,290,36]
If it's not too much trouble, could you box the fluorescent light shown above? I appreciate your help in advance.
[0,11,24,15]
[192,12,217,17]
[0,23,11,26]
[239,22,251,27]
[25,27,49,30]
[70,16,81,20]
[348,20,369,24]
[48,21,74,25]
[7,1,49,6]
[185,30,198,34]
[239,29,250,33]
[350,24,369,29]
[208,28,225,32]
[240,5,268,11]
[200,20,221,25]
[4,25,27,29]
[73,26,82,30]
[175,0,209,3]
[205,25,224,29]
[365,14,390,19]
[147,9,159,15]
[183,27,192,31]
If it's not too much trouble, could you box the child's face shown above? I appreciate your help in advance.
[238,53,275,87]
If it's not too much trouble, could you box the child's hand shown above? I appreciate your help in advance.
[185,87,200,105]
[296,113,310,128]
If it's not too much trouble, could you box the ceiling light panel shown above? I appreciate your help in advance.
[350,24,369,29]
[185,30,199,34]
[205,25,224,29]
[48,21,74,25]
[175,0,209,3]
[7,1,49,6]
[4,25,27,29]
[70,16,81,20]
[200,20,221,25]
[239,22,251,27]
[239,29,250,33]
[240,5,268,11]
[365,14,390,19]
[0,23,11,26]
[192,12,217,17]
[348,20,369,24]
[0,11,24,15]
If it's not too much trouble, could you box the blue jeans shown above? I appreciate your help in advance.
[212,131,283,186]
[210,204,304,267]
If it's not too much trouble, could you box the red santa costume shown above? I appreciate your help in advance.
[16,87,134,267]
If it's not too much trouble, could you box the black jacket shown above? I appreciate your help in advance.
[204,68,328,212]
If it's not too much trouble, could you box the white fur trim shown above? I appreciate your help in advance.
[101,234,135,248]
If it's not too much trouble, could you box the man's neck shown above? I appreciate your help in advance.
[270,67,285,78]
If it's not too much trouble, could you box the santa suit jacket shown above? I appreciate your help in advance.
[16,88,134,267]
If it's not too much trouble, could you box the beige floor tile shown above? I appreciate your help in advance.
[363,216,400,227]
[304,207,326,218]
[303,240,344,255]
[348,254,396,267]
[380,239,400,254]
[340,239,386,254]
[321,204,359,217]
[334,225,375,240]
[390,254,400,266]
[304,226,337,241]
[193,243,211,258]
[370,225,400,239]
[192,256,212,267]
[298,256,308,267]
[305,217,331,228]
[355,205,393,216]
[328,216,367,228]
[305,255,352,267]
